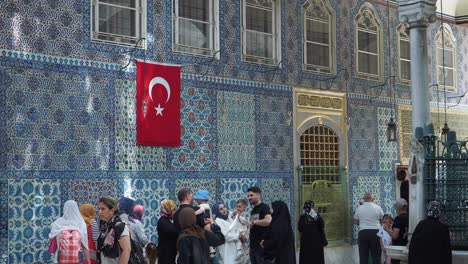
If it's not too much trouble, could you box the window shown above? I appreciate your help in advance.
[92,0,146,47]
[354,3,383,82]
[436,24,457,92]
[242,0,281,65]
[302,0,336,74]
[173,0,219,57]
[398,23,411,85]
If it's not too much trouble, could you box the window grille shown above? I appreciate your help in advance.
[242,0,280,65]
[354,3,383,82]
[302,0,336,74]
[436,24,457,93]
[300,125,347,242]
[92,0,146,47]
[173,0,218,56]
[398,24,411,85]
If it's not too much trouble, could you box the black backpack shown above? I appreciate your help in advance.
[128,237,146,264]
[126,221,146,264]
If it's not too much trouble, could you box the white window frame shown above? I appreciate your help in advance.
[172,0,219,58]
[436,24,457,93]
[354,3,383,82]
[302,0,336,75]
[397,23,411,86]
[92,0,147,48]
[241,0,281,66]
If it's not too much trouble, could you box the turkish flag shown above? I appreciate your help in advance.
[136,61,181,146]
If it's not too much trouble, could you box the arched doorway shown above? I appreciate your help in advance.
[300,124,348,242]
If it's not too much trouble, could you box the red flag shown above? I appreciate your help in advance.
[136,61,181,146]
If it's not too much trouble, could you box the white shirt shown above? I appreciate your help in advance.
[354,202,384,231]
[377,226,392,246]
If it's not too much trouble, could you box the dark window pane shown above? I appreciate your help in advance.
[306,43,329,67]
[178,19,209,49]
[358,53,378,75]
[246,6,272,33]
[358,30,377,53]
[99,5,136,37]
[401,61,411,81]
[100,0,135,8]
[306,19,329,44]
[179,0,209,22]
[246,31,273,58]
[400,40,410,60]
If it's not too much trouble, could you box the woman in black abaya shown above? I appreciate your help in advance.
[298,200,327,264]
[408,201,451,264]
[261,200,296,264]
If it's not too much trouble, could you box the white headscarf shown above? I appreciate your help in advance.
[49,200,89,249]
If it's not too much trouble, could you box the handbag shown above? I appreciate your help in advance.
[48,237,58,254]
[126,223,146,264]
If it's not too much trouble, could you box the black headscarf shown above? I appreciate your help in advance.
[427,200,442,219]
[267,201,296,264]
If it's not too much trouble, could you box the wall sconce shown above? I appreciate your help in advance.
[441,123,450,143]
[387,117,397,142]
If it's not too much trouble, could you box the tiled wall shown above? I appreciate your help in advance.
[1,0,468,262]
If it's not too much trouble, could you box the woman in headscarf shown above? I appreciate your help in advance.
[96,196,131,264]
[49,200,91,264]
[118,197,150,247]
[408,201,452,264]
[177,207,225,264]
[261,200,296,264]
[212,202,242,264]
[298,200,327,264]
[80,203,99,264]
[157,199,178,264]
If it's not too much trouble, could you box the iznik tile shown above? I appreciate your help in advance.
[217,91,256,171]
[377,108,398,171]
[8,180,61,263]
[68,179,117,206]
[170,86,216,170]
[123,179,171,243]
[114,80,166,171]
[219,178,257,210]
[175,178,217,202]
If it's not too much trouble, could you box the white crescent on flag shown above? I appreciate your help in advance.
[148,76,171,103]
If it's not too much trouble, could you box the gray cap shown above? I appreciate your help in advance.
[394,198,408,207]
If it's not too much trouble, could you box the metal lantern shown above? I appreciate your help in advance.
[387,117,397,142]
[441,123,450,143]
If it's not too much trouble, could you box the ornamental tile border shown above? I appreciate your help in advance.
[0,170,293,180]
[0,49,291,92]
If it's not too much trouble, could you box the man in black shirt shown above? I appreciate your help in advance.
[173,187,194,232]
[384,198,409,264]
[247,186,272,264]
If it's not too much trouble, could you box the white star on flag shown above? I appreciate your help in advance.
[155,104,164,116]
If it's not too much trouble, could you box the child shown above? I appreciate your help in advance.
[377,214,393,264]
[193,189,216,260]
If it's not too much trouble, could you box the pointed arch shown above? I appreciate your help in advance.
[302,0,336,74]
[397,23,411,85]
[435,23,457,92]
[354,2,384,82]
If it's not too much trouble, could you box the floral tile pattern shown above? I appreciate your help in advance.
[219,178,257,210]
[123,179,171,243]
[217,91,256,171]
[8,179,61,263]
[114,80,166,171]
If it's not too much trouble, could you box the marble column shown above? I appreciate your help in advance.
[396,0,437,240]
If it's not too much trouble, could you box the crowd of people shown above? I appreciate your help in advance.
[47,186,329,264]
[354,192,452,264]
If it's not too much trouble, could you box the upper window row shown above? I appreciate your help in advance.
[91,0,457,90]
